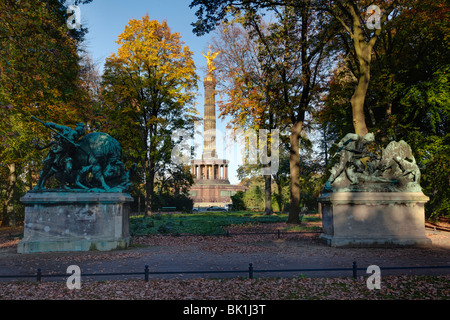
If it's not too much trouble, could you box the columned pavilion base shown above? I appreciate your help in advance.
[190,159,246,207]
[318,192,431,247]
[17,192,133,253]
[190,182,246,207]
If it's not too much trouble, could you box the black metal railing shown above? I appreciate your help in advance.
[1,262,449,283]
[132,229,323,238]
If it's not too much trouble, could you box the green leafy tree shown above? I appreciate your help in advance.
[319,0,449,218]
[190,0,449,220]
[0,0,92,225]
[231,191,246,210]
[319,0,398,136]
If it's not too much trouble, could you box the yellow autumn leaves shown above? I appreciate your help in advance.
[101,15,200,213]
[107,15,197,106]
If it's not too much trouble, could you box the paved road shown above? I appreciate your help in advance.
[1,231,449,282]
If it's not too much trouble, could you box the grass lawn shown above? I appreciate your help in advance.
[129,211,320,236]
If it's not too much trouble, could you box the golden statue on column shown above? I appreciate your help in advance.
[201,45,220,74]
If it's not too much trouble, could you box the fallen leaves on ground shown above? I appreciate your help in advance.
[0,239,20,249]
[0,226,22,249]
[426,218,450,232]
[131,221,322,254]
[1,218,449,300]
[0,275,448,300]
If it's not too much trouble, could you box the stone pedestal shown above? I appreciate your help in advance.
[18,192,133,253]
[318,192,431,247]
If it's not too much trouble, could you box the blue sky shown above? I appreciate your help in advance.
[78,0,242,184]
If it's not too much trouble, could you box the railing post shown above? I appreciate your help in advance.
[248,263,254,279]
[352,261,357,279]
[144,265,149,282]
[37,268,42,282]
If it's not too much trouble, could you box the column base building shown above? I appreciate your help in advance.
[190,159,246,208]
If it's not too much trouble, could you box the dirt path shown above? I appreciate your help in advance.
[1,226,449,281]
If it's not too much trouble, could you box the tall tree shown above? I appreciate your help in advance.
[190,0,334,223]
[190,0,400,137]
[318,0,449,218]
[101,16,199,215]
[210,21,284,215]
[319,0,398,136]
[0,0,92,225]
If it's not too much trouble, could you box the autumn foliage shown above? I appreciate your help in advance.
[101,16,199,215]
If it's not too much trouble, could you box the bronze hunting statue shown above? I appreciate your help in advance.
[32,117,136,192]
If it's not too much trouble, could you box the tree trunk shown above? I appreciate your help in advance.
[138,194,141,215]
[145,134,155,216]
[288,121,303,224]
[351,58,370,136]
[145,162,155,216]
[263,113,273,215]
[264,174,273,215]
[349,5,373,137]
[3,164,17,227]
[273,176,283,213]
[145,123,156,216]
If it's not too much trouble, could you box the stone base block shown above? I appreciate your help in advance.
[17,192,133,254]
[318,192,432,248]
[17,239,130,253]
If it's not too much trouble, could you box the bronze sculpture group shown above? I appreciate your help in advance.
[324,132,422,193]
[32,117,135,192]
